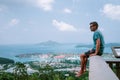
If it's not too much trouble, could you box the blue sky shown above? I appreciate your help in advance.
[0,0,120,44]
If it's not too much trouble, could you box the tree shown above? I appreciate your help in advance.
[13,62,28,80]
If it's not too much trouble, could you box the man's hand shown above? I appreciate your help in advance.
[90,53,97,57]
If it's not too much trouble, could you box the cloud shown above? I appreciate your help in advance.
[9,18,19,26]
[101,4,120,20]
[63,8,72,14]
[13,0,54,11]
[35,0,54,11]
[99,27,104,32]
[52,19,77,32]
[28,0,54,11]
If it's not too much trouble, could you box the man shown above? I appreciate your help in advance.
[76,21,105,77]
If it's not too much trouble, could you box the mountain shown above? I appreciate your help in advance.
[75,44,92,48]
[105,43,120,47]
[0,57,14,64]
[75,43,120,48]
[37,40,61,46]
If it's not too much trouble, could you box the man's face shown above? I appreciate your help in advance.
[90,24,97,32]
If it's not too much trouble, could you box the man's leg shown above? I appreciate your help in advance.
[84,56,88,71]
[76,53,87,77]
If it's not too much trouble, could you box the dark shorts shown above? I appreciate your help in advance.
[85,49,103,58]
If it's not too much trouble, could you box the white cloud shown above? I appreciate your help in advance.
[28,0,54,11]
[15,0,54,11]
[99,27,104,32]
[52,19,77,32]
[9,18,19,26]
[102,4,120,20]
[63,8,72,14]
[37,0,54,11]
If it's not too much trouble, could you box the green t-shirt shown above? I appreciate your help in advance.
[93,30,105,53]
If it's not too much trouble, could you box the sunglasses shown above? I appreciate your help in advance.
[90,25,95,27]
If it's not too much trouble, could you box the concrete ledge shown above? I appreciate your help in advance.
[89,56,119,80]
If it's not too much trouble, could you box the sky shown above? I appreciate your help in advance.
[0,0,120,44]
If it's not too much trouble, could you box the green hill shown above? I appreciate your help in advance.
[0,57,14,64]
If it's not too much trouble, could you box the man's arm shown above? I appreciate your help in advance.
[90,39,100,56]
[94,38,100,55]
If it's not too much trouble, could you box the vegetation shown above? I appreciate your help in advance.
[0,62,88,80]
[0,57,14,64]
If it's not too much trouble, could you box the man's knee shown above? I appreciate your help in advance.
[80,53,86,58]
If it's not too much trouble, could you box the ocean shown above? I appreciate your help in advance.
[0,43,113,62]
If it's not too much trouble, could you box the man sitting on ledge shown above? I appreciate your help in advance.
[76,21,105,77]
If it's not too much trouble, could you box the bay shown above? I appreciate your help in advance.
[0,43,112,62]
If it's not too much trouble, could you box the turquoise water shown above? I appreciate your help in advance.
[0,44,112,62]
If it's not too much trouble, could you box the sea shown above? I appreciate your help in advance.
[0,43,114,62]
